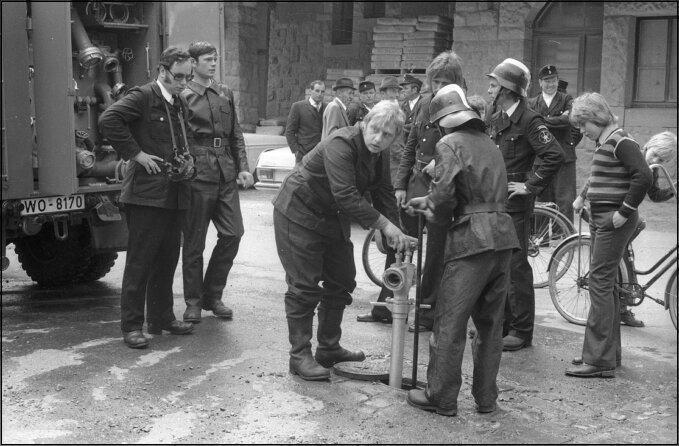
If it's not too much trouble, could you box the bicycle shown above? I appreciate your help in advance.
[547,164,678,330]
[361,201,573,288]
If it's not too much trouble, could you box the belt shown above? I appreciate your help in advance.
[507,172,529,182]
[455,202,505,217]
[192,137,229,148]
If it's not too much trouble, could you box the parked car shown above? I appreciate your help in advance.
[242,133,288,175]
[254,146,295,189]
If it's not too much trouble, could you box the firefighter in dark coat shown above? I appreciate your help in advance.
[486,58,564,352]
[273,101,414,381]
[405,84,520,416]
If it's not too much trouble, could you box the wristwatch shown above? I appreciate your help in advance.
[523,184,530,194]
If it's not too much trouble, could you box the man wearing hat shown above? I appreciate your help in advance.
[322,77,355,139]
[400,74,424,142]
[486,58,564,352]
[348,81,376,126]
[527,64,580,223]
[379,76,403,103]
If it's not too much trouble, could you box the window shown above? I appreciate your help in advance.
[363,2,385,19]
[634,17,677,105]
[332,2,353,45]
[531,2,603,97]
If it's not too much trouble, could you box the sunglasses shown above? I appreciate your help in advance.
[164,67,194,82]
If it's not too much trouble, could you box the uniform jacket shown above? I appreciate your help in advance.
[429,129,520,261]
[527,91,578,163]
[488,99,564,212]
[99,81,188,209]
[285,99,325,158]
[182,80,248,183]
[322,98,351,139]
[394,93,440,190]
[400,94,424,140]
[273,126,399,241]
[347,102,371,126]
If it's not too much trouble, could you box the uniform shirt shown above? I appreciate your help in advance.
[273,126,399,241]
[394,93,439,190]
[489,99,564,212]
[347,102,371,126]
[527,90,579,162]
[182,79,249,181]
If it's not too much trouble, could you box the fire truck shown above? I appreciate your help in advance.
[1,2,166,286]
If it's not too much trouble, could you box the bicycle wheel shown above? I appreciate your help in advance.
[362,228,386,287]
[529,205,575,288]
[548,236,631,325]
[666,269,677,330]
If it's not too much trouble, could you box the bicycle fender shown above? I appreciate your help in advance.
[547,233,592,272]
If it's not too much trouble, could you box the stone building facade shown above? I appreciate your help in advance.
[167,2,677,147]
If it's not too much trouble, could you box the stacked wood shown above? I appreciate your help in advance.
[400,16,453,73]
[371,18,416,72]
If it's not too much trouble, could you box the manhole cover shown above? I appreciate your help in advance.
[333,357,390,381]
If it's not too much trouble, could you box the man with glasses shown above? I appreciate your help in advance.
[180,41,253,324]
[99,46,195,349]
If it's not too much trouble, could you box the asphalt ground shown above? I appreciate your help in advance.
[2,187,676,444]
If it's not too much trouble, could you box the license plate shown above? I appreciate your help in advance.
[20,194,85,216]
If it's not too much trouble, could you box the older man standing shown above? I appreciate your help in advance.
[273,101,413,381]
[322,77,355,139]
[285,80,326,164]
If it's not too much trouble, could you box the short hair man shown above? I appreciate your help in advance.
[99,46,196,348]
[180,40,254,324]
[486,58,564,351]
[527,64,580,222]
[273,101,413,381]
[322,77,355,139]
[285,80,326,163]
[405,84,519,417]
[399,74,424,141]
[348,81,376,126]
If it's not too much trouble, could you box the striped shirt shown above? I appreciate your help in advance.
[581,129,652,217]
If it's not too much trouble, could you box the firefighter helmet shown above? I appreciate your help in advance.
[429,84,483,129]
[486,58,530,97]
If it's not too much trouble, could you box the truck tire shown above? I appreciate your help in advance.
[80,252,118,282]
[14,222,92,286]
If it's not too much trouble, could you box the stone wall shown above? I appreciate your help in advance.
[265,1,455,119]
[601,2,677,145]
[451,2,543,98]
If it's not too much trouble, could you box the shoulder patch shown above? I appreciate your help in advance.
[538,127,554,144]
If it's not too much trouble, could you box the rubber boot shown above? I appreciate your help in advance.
[314,303,365,368]
[183,297,202,323]
[286,298,330,381]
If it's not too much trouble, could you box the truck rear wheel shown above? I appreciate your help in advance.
[14,222,92,286]
[80,252,118,282]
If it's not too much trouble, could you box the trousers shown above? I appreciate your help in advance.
[426,249,513,411]
[582,207,639,368]
[504,206,535,341]
[120,204,182,332]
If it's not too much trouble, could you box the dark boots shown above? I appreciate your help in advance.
[286,298,330,381]
[183,297,202,323]
[314,303,365,368]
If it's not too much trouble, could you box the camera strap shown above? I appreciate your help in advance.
[162,99,190,158]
